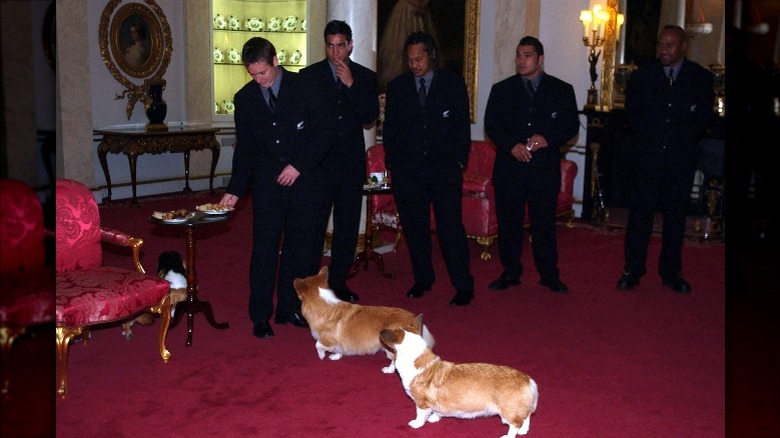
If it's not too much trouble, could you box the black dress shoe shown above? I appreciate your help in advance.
[274,313,309,328]
[252,320,274,339]
[616,270,640,291]
[662,275,692,294]
[333,286,359,302]
[488,276,520,290]
[406,284,431,298]
[539,278,569,293]
[449,290,473,306]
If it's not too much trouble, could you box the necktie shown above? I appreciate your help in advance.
[667,68,674,86]
[418,77,427,107]
[336,76,343,90]
[527,80,535,98]
[267,88,276,112]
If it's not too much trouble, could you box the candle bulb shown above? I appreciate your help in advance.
[580,10,592,39]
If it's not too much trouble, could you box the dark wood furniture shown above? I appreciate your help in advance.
[149,211,230,347]
[95,126,221,207]
[348,184,395,279]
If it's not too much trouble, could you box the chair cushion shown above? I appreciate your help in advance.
[56,266,170,327]
[0,268,55,326]
[0,179,45,272]
[56,179,102,273]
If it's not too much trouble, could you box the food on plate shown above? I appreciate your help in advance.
[152,209,191,220]
[196,203,232,212]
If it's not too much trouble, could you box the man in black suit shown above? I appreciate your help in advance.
[301,20,379,303]
[219,37,332,339]
[484,35,578,294]
[616,25,714,294]
[383,31,474,306]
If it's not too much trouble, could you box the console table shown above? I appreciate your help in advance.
[95,126,221,207]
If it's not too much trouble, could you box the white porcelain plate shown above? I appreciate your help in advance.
[160,212,196,223]
[201,208,234,215]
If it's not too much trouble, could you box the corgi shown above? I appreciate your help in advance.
[380,315,538,437]
[121,251,188,340]
[292,266,435,373]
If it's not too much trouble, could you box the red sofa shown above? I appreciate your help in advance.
[366,141,578,261]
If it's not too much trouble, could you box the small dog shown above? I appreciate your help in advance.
[380,315,538,437]
[292,266,435,373]
[121,251,188,340]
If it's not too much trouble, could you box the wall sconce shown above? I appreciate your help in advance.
[580,5,613,107]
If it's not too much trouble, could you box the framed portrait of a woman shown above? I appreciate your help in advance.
[108,2,165,78]
[99,0,172,119]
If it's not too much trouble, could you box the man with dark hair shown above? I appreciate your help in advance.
[218,37,333,339]
[383,31,474,306]
[616,25,714,294]
[301,20,379,303]
[484,35,579,294]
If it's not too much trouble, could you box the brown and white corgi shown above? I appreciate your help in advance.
[292,266,435,373]
[380,315,538,437]
[121,251,188,340]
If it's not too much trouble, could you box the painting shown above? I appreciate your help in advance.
[99,0,172,119]
[377,0,479,122]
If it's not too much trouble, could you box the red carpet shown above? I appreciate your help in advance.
[43,190,729,437]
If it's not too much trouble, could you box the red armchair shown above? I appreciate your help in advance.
[366,141,579,261]
[462,140,579,260]
[55,178,172,397]
[0,179,55,395]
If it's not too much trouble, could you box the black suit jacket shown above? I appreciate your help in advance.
[484,72,579,186]
[300,59,379,172]
[227,68,332,198]
[382,68,471,185]
[625,58,714,174]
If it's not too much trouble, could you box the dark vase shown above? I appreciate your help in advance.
[144,79,168,131]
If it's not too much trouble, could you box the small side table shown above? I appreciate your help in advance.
[348,184,395,279]
[149,211,230,346]
[96,126,221,207]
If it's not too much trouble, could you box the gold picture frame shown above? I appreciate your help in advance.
[464,0,480,123]
[99,0,172,119]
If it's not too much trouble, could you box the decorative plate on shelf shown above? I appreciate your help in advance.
[213,48,224,63]
[221,99,235,115]
[282,16,298,32]
[227,48,241,64]
[267,17,281,32]
[213,14,227,30]
[290,50,302,64]
[301,18,307,31]
[276,49,287,64]
[245,17,263,32]
[228,15,240,30]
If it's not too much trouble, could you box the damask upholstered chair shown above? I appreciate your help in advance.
[366,144,403,250]
[0,179,55,395]
[55,178,172,397]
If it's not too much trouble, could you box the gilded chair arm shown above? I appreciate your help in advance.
[100,227,146,274]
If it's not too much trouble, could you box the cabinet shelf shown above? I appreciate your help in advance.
[213,29,306,34]
[211,0,318,123]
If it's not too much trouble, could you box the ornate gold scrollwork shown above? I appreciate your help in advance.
[98,0,172,119]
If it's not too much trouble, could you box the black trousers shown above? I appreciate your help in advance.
[393,176,473,292]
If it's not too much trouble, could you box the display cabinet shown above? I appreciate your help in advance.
[210,0,323,124]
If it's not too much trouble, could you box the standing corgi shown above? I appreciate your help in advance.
[293,266,435,373]
[380,315,538,437]
[121,251,188,340]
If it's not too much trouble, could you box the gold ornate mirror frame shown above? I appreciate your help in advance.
[99,0,172,119]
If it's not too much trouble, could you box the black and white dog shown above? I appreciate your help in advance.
[121,251,187,340]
